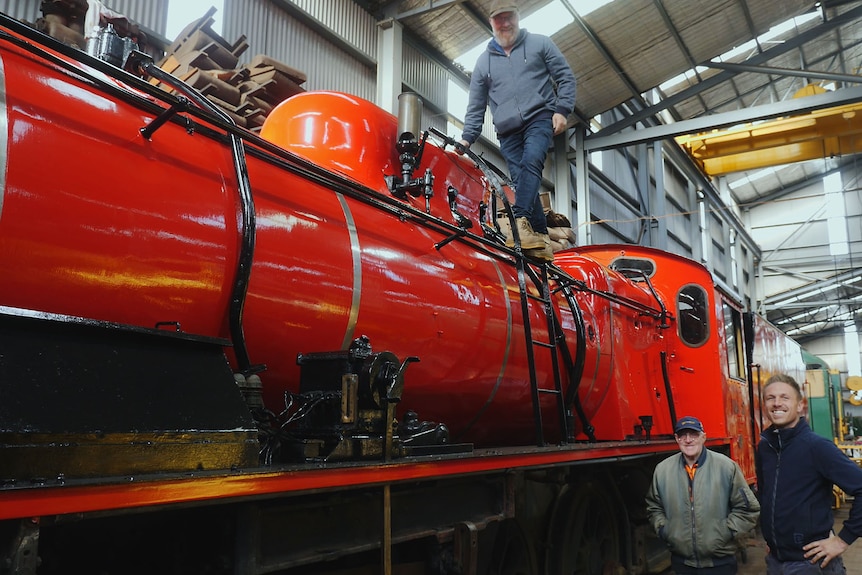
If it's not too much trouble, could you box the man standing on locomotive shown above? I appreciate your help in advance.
[758,374,862,574]
[457,0,576,262]
[646,416,760,574]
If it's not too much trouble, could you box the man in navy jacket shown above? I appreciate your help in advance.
[458,0,575,262]
[757,373,862,574]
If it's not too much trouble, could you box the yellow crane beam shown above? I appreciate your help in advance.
[676,86,862,176]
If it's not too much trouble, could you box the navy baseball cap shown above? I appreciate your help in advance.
[674,416,704,434]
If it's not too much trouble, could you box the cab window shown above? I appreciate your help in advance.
[677,284,709,347]
[723,303,744,379]
[609,257,655,281]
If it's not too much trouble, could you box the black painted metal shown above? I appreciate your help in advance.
[0,309,253,433]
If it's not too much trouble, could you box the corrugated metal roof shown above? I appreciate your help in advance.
[364,0,820,123]
[359,0,862,341]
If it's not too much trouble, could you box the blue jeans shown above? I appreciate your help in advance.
[497,114,554,234]
[766,553,846,574]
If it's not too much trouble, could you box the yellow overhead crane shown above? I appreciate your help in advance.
[675,85,862,176]
[848,375,862,406]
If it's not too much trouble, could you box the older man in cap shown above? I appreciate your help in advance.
[458,0,576,261]
[645,416,760,574]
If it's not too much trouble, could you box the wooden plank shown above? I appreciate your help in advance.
[249,54,307,84]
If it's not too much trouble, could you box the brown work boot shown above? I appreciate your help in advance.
[497,215,514,247]
[513,217,546,250]
[525,234,554,262]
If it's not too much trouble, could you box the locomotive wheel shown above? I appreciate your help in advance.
[489,519,538,575]
[545,482,623,575]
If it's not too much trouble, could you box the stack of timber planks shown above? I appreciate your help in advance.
[153,8,307,131]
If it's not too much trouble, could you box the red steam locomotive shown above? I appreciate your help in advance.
[0,12,806,575]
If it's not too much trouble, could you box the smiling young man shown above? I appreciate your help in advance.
[646,416,759,574]
[757,374,862,574]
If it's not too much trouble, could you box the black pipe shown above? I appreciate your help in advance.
[554,277,595,442]
[127,52,259,374]
[660,351,678,427]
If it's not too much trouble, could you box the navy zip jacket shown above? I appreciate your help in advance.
[757,417,862,561]
[461,29,576,143]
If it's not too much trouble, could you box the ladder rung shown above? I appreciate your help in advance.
[514,252,569,447]
[526,293,550,304]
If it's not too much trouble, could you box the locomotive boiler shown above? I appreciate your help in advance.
[0,10,675,472]
[0,10,808,575]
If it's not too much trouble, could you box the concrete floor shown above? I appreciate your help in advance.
[736,503,862,574]
[658,502,862,574]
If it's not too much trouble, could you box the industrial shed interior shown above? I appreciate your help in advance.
[6,0,861,405]
[7,1,862,573]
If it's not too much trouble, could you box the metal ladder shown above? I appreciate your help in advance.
[498,202,598,446]
[513,254,570,446]
[433,133,594,446]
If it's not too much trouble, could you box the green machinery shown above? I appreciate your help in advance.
[803,350,845,441]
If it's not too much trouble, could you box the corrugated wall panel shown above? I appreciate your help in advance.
[223,0,268,53]
[286,0,377,60]
[402,41,447,112]
[0,1,167,53]
[668,235,693,258]
[102,0,169,37]
[709,211,728,281]
[223,0,375,102]
[0,1,40,24]
[218,0,457,121]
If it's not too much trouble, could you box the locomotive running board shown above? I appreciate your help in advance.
[0,307,259,480]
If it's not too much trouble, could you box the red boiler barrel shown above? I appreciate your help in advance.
[249,91,579,445]
[0,32,612,446]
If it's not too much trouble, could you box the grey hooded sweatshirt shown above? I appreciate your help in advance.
[461,29,576,143]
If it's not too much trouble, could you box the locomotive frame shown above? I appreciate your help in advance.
[0,12,809,575]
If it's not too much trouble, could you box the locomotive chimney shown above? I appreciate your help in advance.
[396,92,423,182]
[387,93,433,207]
[396,92,423,152]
